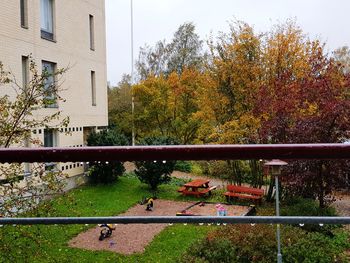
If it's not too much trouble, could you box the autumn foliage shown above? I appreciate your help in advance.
[108,20,350,207]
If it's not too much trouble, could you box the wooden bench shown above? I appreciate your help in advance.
[177,186,186,192]
[208,185,217,191]
[181,185,218,198]
[199,185,217,195]
[224,185,264,204]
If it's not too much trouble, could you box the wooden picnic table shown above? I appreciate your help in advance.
[184,179,210,189]
[178,179,217,198]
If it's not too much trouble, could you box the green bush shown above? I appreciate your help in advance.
[87,128,128,184]
[181,224,350,263]
[195,161,210,175]
[174,161,192,172]
[283,231,349,263]
[281,197,339,234]
[181,238,238,263]
[282,197,337,217]
[193,161,232,179]
[168,176,188,186]
[135,136,178,191]
[191,162,204,175]
[182,225,277,263]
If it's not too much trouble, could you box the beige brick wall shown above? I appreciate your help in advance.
[0,0,108,177]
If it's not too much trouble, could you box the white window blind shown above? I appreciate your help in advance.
[40,0,53,34]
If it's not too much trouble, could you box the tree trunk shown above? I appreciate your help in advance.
[318,162,325,209]
[249,160,263,188]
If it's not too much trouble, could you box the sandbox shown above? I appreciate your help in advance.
[69,199,252,255]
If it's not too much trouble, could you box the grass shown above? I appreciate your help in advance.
[0,175,215,262]
[3,174,348,262]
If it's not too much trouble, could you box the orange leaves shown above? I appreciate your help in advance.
[132,68,208,144]
[129,19,350,146]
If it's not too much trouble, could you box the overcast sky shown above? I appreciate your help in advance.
[105,0,350,85]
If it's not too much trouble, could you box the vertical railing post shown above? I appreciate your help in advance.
[265,159,287,263]
[275,175,282,263]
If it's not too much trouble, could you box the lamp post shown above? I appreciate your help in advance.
[130,0,135,146]
[264,159,288,263]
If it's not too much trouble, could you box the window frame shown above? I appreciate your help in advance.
[22,56,29,92]
[91,71,96,106]
[42,60,58,108]
[44,129,58,171]
[23,136,31,176]
[40,0,55,41]
[20,0,28,28]
[89,14,95,51]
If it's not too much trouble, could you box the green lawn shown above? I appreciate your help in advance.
[2,175,348,262]
[0,175,215,263]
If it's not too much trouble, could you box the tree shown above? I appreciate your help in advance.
[87,128,128,184]
[134,136,177,192]
[133,22,206,144]
[132,75,172,140]
[166,22,204,75]
[254,22,350,207]
[108,74,133,140]
[136,41,169,80]
[0,58,70,261]
[0,60,69,148]
[0,58,69,217]
[199,20,262,144]
[196,21,263,186]
[333,46,350,74]
[135,22,204,80]
[133,68,206,144]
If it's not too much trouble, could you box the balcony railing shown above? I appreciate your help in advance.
[1,143,350,225]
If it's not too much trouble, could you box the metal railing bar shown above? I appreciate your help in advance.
[1,144,350,163]
[1,216,350,225]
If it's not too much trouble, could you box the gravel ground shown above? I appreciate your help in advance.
[69,199,250,255]
[123,161,350,250]
[184,202,250,216]
[332,192,350,232]
[126,162,349,215]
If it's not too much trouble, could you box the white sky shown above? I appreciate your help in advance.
[106,0,350,85]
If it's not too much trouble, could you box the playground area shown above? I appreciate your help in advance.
[69,199,251,255]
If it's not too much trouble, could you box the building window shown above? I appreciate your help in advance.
[22,56,29,90]
[24,136,31,176]
[20,0,28,28]
[91,71,96,106]
[44,129,58,170]
[89,15,95,50]
[40,0,54,40]
[22,58,30,175]
[42,61,57,108]
[44,129,57,147]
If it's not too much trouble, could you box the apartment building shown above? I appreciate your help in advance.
[0,0,108,181]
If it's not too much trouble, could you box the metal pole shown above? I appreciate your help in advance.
[1,216,350,225]
[3,144,350,163]
[130,0,135,146]
[275,175,282,263]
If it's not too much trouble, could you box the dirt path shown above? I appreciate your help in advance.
[75,163,349,256]
[69,200,250,255]
[333,193,350,217]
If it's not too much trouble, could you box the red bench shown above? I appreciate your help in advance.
[224,185,264,204]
